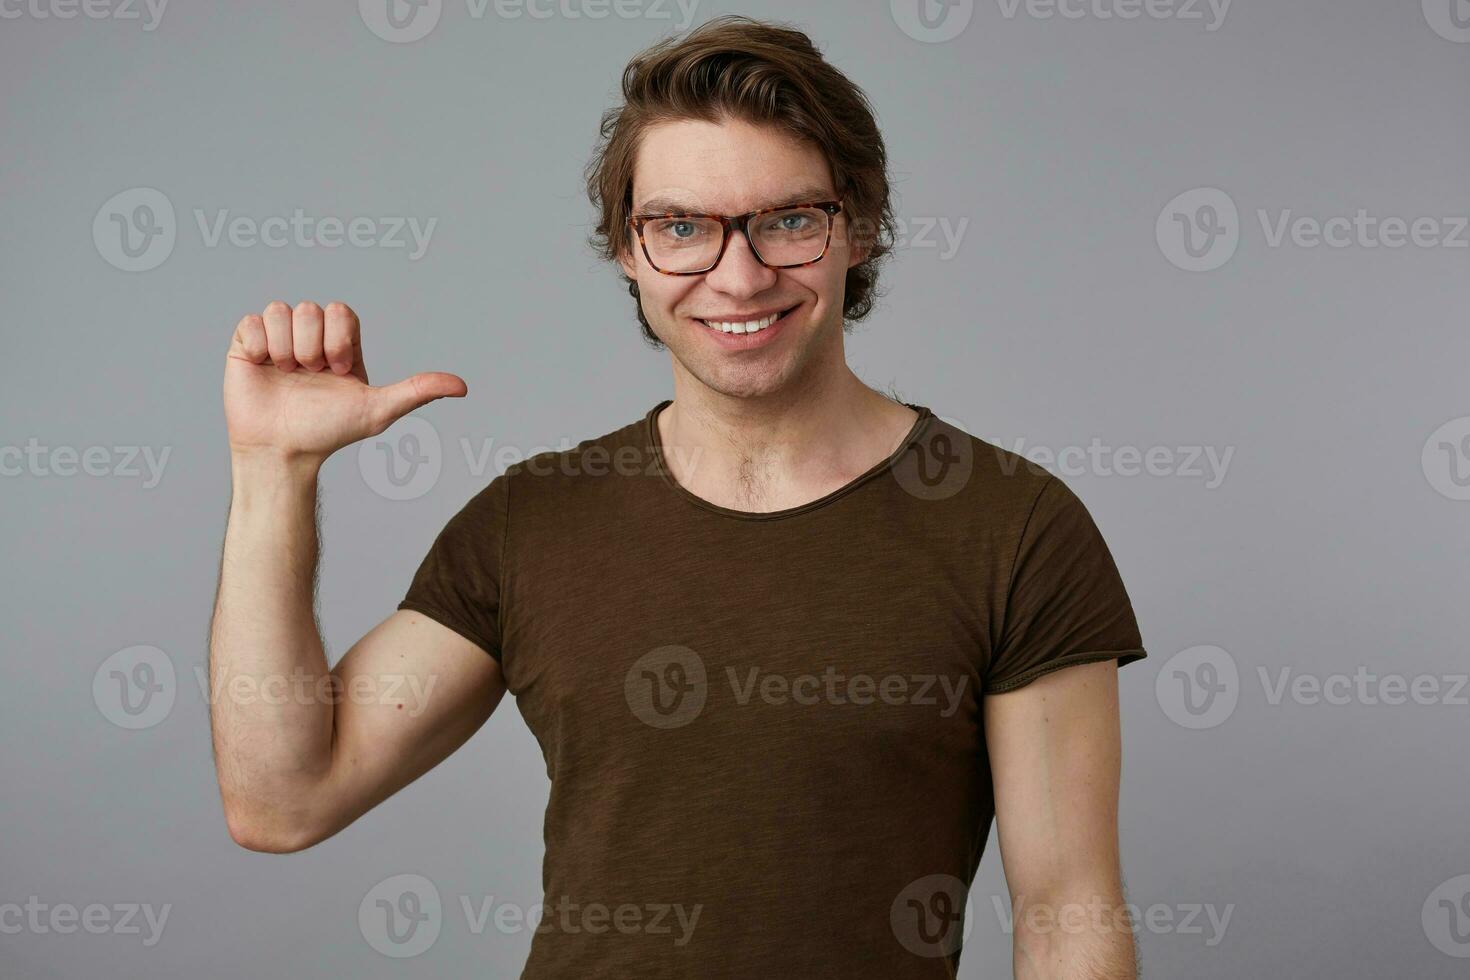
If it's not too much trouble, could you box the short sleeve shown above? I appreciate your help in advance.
[397,472,510,662]
[984,476,1147,693]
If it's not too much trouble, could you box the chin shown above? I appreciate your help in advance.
[690,354,803,401]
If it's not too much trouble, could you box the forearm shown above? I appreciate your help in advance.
[208,451,334,847]
[1012,886,1138,980]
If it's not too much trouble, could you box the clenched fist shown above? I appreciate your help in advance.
[224,301,466,463]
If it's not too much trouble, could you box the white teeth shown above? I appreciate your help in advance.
[702,311,782,334]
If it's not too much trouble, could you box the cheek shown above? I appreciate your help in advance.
[789,266,844,306]
[638,275,695,318]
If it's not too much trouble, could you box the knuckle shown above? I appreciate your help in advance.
[293,300,322,318]
[324,301,353,318]
[263,300,290,317]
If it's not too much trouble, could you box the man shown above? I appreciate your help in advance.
[210,16,1148,978]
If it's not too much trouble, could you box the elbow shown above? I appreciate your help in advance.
[228,824,310,855]
[222,801,324,854]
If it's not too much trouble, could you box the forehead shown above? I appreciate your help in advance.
[630,117,835,214]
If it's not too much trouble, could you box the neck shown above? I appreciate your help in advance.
[657,360,920,514]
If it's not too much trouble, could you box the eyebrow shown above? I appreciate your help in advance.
[633,185,836,217]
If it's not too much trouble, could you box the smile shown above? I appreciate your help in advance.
[695,306,797,335]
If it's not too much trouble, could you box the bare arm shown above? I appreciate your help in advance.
[985,660,1138,979]
[209,300,503,853]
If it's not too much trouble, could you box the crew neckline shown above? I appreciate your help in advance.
[644,398,935,522]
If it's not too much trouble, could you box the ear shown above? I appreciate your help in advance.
[618,243,639,281]
[840,212,870,268]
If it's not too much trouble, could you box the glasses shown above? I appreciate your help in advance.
[629,200,844,275]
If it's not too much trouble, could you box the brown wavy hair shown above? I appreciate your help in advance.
[584,15,896,348]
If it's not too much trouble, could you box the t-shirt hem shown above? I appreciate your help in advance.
[984,648,1147,694]
[396,597,502,663]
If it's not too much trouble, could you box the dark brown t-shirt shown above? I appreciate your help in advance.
[399,400,1147,978]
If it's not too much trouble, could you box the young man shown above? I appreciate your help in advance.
[210,16,1148,979]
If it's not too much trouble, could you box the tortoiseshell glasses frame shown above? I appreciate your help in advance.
[628,199,845,276]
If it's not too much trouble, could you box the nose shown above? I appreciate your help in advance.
[702,225,779,298]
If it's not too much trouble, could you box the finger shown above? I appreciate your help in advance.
[323,302,359,376]
[292,301,326,371]
[231,314,269,363]
[369,372,468,431]
[262,301,296,371]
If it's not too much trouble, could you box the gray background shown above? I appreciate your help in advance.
[2,0,1468,976]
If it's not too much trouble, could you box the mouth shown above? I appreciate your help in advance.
[693,305,799,337]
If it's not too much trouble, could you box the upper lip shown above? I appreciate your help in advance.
[694,306,794,321]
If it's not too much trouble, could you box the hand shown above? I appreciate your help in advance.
[223,301,466,464]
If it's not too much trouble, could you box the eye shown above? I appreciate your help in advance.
[756,209,822,238]
[647,217,711,245]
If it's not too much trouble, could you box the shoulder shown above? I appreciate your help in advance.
[904,411,1061,526]
[498,410,655,514]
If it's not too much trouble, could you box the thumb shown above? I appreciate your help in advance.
[370,371,468,428]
